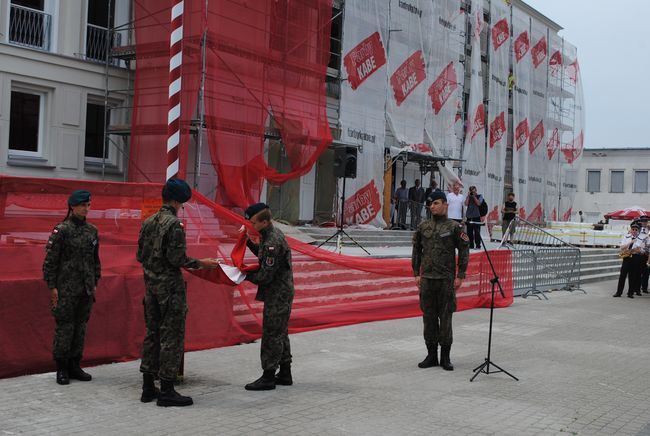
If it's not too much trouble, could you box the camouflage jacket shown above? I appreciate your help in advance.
[43,216,101,295]
[246,224,294,302]
[136,205,201,292]
[412,215,469,281]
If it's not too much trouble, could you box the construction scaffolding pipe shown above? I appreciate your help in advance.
[166,0,184,180]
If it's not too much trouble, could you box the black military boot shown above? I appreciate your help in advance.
[56,359,70,385]
[440,345,454,371]
[68,359,92,381]
[156,379,193,407]
[141,373,160,403]
[245,370,276,391]
[418,345,438,368]
[275,364,293,386]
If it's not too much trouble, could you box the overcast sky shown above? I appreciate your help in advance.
[524,0,650,148]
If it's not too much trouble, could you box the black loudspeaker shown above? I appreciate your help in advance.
[333,146,357,178]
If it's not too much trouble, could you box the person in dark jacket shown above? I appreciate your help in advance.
[43,190,100,385]
[240,203,295,391]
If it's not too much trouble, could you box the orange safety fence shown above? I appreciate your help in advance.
[0,175,512,378]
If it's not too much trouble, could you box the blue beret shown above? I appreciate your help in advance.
[162,178,192,203]
[68,190,91,206]
[245,202,269,219]
[427,191,447,203]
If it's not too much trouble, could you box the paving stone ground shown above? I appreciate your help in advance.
[1,278,650,435]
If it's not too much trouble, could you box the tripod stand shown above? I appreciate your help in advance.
[470,236,518,382]
[317,176,370,255]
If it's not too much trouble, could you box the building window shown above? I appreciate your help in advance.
[9,0,52,51]
[9,90,44,155]
[634,170,648,193]
[586,170,600,193]
[84,103,108,159]
[86,0,119,63]
[610,170,624,193]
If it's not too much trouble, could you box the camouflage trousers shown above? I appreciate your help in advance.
[140,287,187,381]
[261,291,294,371]
[51,290,94,361]
[419,278,456,348]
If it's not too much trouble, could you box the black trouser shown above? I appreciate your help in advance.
[641,255,649,292]
[616,255,644,296]
[466,216,482,248]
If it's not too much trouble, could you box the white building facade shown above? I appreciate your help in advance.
[0,0,130,181]
[572,148,650,223]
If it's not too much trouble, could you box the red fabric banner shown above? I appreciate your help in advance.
[0,176,513,379]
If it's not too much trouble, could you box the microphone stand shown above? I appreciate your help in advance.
[470,236,518,382]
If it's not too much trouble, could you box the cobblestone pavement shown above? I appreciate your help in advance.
[2,278,650,435]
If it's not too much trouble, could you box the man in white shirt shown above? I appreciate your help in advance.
[446,183,465,223]
[614,221,646,298]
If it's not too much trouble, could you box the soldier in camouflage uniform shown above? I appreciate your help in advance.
[412,191,469,371]
[240,203,295,391]
[136,179,219,407]
[43,190,100,385]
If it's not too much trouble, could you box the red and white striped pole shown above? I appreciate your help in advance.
[166,0,184,180]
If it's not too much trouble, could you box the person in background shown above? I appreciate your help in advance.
[393,180,409,230]
[578,211,584,223]
[639,216,650,294]
[613,221,646,298]
[464,186,484,250]
[446,183,464,224]
[43,190,101,386]
[408,179,426,230]
[501,192,517,242]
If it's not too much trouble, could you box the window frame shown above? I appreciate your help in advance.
[610,170,625,194]
[8,87,46,158]
[586,169,601,193]
[634,170,649,193]
[83,101,110,162]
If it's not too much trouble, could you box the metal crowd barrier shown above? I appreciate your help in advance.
[511,247,584,299]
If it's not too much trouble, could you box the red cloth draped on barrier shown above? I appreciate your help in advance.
[129,0,333,208]
[0,175,512,379]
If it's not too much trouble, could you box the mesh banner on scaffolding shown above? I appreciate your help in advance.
[461,0,486,191]
[511,8,531,219]
[129,0,333,209]
[385,0,426,147]
[0,175,513,378]
[544,32,563,221]
[337,0,389,227]
[559,40,584,221]
[484,0,510,234]
[128,0,205,182]
[423,0,465,187]
[527,19,549,224]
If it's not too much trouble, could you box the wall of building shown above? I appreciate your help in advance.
[0,0,130,182]
[572,148,650,223]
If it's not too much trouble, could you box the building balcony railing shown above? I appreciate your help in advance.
[9,4,52,51]
[85,24,122,66]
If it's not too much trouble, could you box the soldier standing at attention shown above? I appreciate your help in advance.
[137,179,219,407]
[412,191,469,371]
[240,203,295,391]
[43,190,100,385]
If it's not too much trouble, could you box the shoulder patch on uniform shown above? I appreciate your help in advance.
[52,229,58,234]
[265,257,275,267]
[460,232,469,242]
[179,222,185,228]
